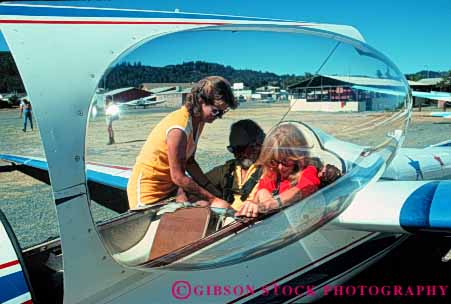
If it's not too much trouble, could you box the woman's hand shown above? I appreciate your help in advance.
[236,200,260,218]
[192,200,209,207]
[175,187,189,203]
[210,197,231,209]
[236,197,281,218]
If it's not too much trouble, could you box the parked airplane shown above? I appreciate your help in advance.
[353,84,451,102]
[121,96,166,108]
[0,2,450,304]
[431,112,451,118]
[412,91,451,102]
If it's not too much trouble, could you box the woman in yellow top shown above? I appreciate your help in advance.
[127,76,238,209]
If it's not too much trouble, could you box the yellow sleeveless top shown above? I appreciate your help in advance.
[127,106,204,208]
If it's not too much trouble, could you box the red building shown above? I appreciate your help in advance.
[105,87,152,104]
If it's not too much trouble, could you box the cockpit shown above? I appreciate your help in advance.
[0,14,412,303]
[96,120,351,269]
[77,28,409,270]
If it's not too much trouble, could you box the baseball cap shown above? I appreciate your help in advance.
[228,119,265,149]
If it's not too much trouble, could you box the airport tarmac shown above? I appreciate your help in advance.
[1,103,451,303]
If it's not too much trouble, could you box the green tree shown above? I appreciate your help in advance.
[406,74,421,81]
[376,69,383,78]
[438,70,451,91]
[0,52,25,93]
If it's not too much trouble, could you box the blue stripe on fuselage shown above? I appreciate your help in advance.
[0,154,29,165]
[0,154,48,170]
[400,181,451,232]
[87,169,128,190]
[0,5,282,22]
[0,271,29,303]
[400,181,437,229]
[429,181,451,229]
[0,154,127,190]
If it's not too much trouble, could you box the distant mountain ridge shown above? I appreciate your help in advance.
[104,61,307,90]
[0,51,25,93]
[405,70,448,81]
[0,51,449,93]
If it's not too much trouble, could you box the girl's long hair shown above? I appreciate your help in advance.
[257,123,313,184]
[184,76,237,117]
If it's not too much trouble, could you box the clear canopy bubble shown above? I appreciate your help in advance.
[86,25,411,270]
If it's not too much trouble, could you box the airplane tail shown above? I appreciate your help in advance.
[331,180,451,234]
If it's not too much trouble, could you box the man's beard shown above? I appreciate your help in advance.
[238,158,254,169]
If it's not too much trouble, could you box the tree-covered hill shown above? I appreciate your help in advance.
[0,51,25,93]
[1,51,449,92]
[405,70,448,81]
[104,61,307,90]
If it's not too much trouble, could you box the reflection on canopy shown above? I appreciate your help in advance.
[142,153,384,270]
[88,25,411,270]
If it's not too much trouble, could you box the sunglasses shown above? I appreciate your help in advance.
[211,106,229,118]
[269,159,297,168]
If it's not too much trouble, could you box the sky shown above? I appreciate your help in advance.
[0,0,450,74]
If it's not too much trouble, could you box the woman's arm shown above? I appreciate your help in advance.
[275,187,303,207]
[269,178,318,209]
[167,128,227,205]
[236,187,303,217]
[236,189,274,217]
[186,156,223,197]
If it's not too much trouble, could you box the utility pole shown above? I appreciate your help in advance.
[424,65,429,79]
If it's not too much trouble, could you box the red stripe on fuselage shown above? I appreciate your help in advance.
[86,162,131,171]
[0,19,314,27]
[0,20,226,25]
[0,260,19,270]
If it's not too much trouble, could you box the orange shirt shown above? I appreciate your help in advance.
[127,106,204,208]
[257,165,320,198]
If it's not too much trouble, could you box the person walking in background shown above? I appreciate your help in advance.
[19,98,33,132]
[104,95,119,145]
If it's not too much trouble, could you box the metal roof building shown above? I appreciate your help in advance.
[288,75,405,112]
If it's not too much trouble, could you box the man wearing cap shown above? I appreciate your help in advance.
[205,119,265,211]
